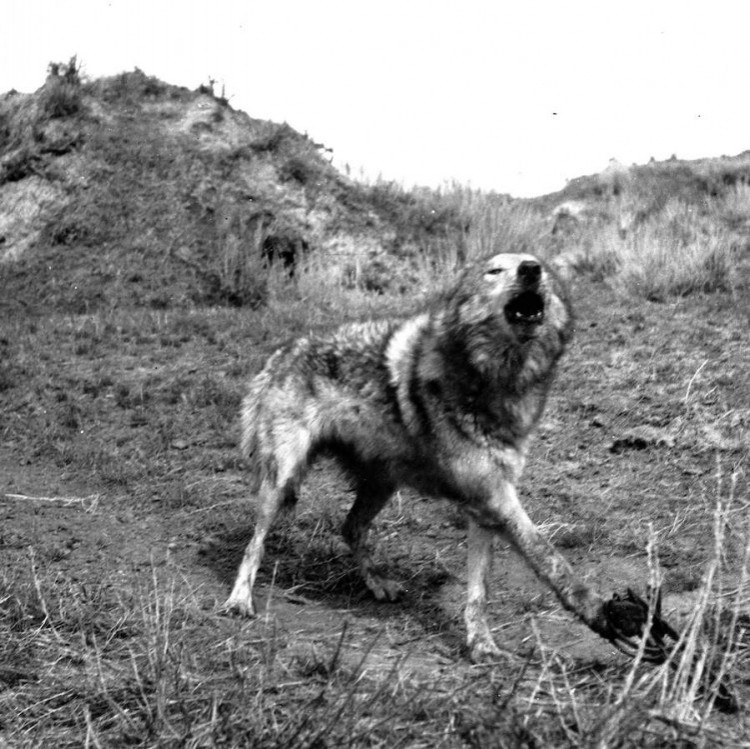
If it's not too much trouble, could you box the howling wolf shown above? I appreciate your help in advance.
[225,252,657,660]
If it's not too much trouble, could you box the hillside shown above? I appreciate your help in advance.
[535,151,750,210]
[0,61,469,312]
[4,61,750,316]
[529,151,750,244]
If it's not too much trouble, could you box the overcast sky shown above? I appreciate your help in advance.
[3,1,750,197]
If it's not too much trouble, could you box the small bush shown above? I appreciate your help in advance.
[40,57,83,119]
[249,122,299,154]
[279,155,321,186]
[718,182,750,229]
[611,201,735,300]
[566,197,737,299]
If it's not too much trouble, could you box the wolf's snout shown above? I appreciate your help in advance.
[517,260,541,285]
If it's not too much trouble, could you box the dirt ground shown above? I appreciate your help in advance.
[2,277,750,742]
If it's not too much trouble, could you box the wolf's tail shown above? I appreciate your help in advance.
[239,391,260,456]
[239,354,280,492]
[241,377,278,491]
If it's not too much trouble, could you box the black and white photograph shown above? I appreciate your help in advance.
[1,1,749,745]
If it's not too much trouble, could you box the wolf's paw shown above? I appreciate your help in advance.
[221,594,257,618]
[364,571,405,602]
[468,635,509,664]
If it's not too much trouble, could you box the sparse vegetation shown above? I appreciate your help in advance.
[40,56,83,119]
[1,66,750,746]
[564,199,737,300]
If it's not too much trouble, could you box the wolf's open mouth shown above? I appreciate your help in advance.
[504,290,545,326]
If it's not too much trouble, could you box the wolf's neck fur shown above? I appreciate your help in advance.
[385,304,569,443]
[428,308,566,398]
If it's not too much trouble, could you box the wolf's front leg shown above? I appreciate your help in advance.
[470,479,612,641]
[465,520,508,661]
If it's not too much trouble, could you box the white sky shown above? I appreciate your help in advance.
[3,1,750,197]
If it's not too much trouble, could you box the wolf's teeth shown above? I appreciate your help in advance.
[512,310,544,322]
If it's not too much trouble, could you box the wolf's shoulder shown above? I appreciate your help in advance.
[303,317,412,358]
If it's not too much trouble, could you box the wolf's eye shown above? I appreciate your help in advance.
[485,268,505,276]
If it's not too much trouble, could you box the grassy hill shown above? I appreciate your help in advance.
[0,59,472,312]
[5,59,749,317]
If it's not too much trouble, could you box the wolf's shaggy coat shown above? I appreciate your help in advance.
[226,252,625,659]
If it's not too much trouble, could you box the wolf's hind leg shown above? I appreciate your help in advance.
[224,479,286,617]
[225,420,313,616]
[341,472,403,602]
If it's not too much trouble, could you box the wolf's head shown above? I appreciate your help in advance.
[448,252,573,376]
[452,252,572,346]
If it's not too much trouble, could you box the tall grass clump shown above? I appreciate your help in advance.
[578,199,735,300]
[357,180,549,269]
[363,179,470,260]
[617,201,734,300]
[261,184,554,322]
[452,187,551,261]
[265,247,414,326]
[599,464,749,738]
[718,181,750,230]
[40,57,84,119]
[518,465,749,746]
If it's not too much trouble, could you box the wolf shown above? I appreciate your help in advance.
[225,251,655,660]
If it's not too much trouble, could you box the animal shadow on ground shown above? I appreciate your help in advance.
[196,509,470,655]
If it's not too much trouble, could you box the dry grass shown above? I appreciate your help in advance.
[592,200,736,300]
[2,477,748,746]
[264,174,746,313]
